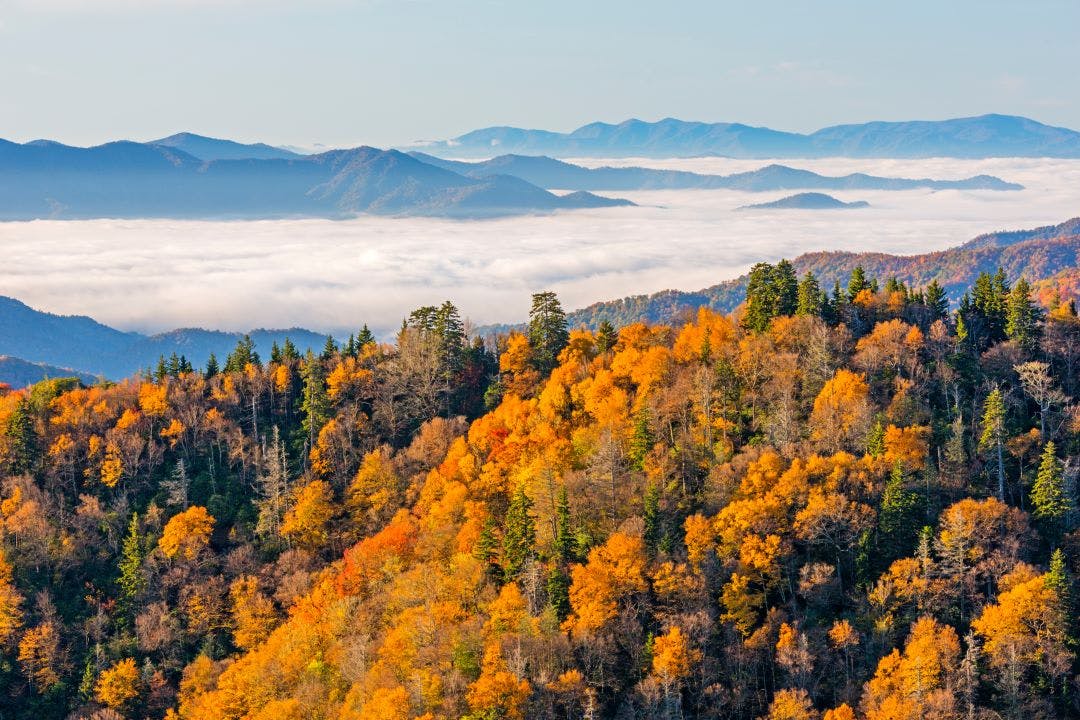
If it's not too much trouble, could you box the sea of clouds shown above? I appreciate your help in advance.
[1,157,1079,337]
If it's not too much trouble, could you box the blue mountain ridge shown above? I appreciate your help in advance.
[407,152,1020,192]
[0,140,630,220]
[416,114,1080,159]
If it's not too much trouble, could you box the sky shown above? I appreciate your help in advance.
[1,0,1078,149]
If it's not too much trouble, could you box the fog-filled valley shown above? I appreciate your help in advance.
[2,156,1079,336]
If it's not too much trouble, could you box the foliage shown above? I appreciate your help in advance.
[0,278,1077,720]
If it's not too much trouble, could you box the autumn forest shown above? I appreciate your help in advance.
[1,265,1079,720]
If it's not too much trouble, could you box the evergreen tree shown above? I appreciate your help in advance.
[925,280,948,322]
[847,265,871,301]
[320,335,338,361]
[1046,548,1074,641]
[282,337,301,361]
[979,388,1008,501]
[596,320,618,353]
[742,260,799,331]
[528,291,569,374]
[795,272,822,317]
[546,566,571,621]
[772,259,798,317]
[204,353,219,379]
[300,351,329,451]
[548,485,573,619]
[866,418,886,457]
[628,406,654,472]
[434,301,466,380]
[1005,277,1042,352]
[224,334,261,372]
[3,398,37,475]
[473,516,502,582]
[270,341,282,364]
[356,325,376,348]
[1032,442,1071,541]
[878,462,921,561]
[831,280,845,310]
[971,269,1010,346]
[502,486,536,578]
[154,355,168,382]
[955,310,969,345]
[743,262,776,332]
[117,513,146,614]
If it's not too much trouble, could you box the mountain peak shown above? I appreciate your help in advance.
[150,132,301,161]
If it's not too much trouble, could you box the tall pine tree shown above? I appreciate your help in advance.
[528,291,569,374]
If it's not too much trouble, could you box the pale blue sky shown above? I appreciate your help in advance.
[1,0,1077,148]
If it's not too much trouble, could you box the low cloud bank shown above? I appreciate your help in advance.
[1,158,1078,337]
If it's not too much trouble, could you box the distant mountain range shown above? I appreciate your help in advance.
[738,193,870,210]
[417,114,1080,158]
[0,137,630,220]
[408,153,1021,192]
[482,217,1080,333]
[0,356,99,388]
[0,296,330,382]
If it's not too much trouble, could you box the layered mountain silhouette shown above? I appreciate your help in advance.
[409,152,1020,192]
[738,193,870,210]
[0,296,330,382]
[418,114,1080,158]
[0,138,630,220]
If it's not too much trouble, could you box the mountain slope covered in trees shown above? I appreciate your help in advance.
[556,218,1080,331]
[0,296,330,381]
[0,259,1078,719]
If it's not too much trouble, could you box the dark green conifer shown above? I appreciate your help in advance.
[503,486,536,578]
[3,398,37,475]
[1005,277,1042,352]
[925,280,948,322]
[528,291,569,374]
[596,320,618,353]
[796,272,822,317]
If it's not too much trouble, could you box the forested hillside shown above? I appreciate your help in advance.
[558,218,1080,332]
[1,266,1079,719]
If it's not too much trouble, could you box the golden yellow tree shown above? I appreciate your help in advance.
[767,688,819,720]
[0,548,23,647]
[281,479,334,550]
[17,621,61,691]
[861,616,960,720]
[158,506,215,560]
[563,532,647,635]
[810,369,871,452]
[96,657,141,710]
[229,575,278,651]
